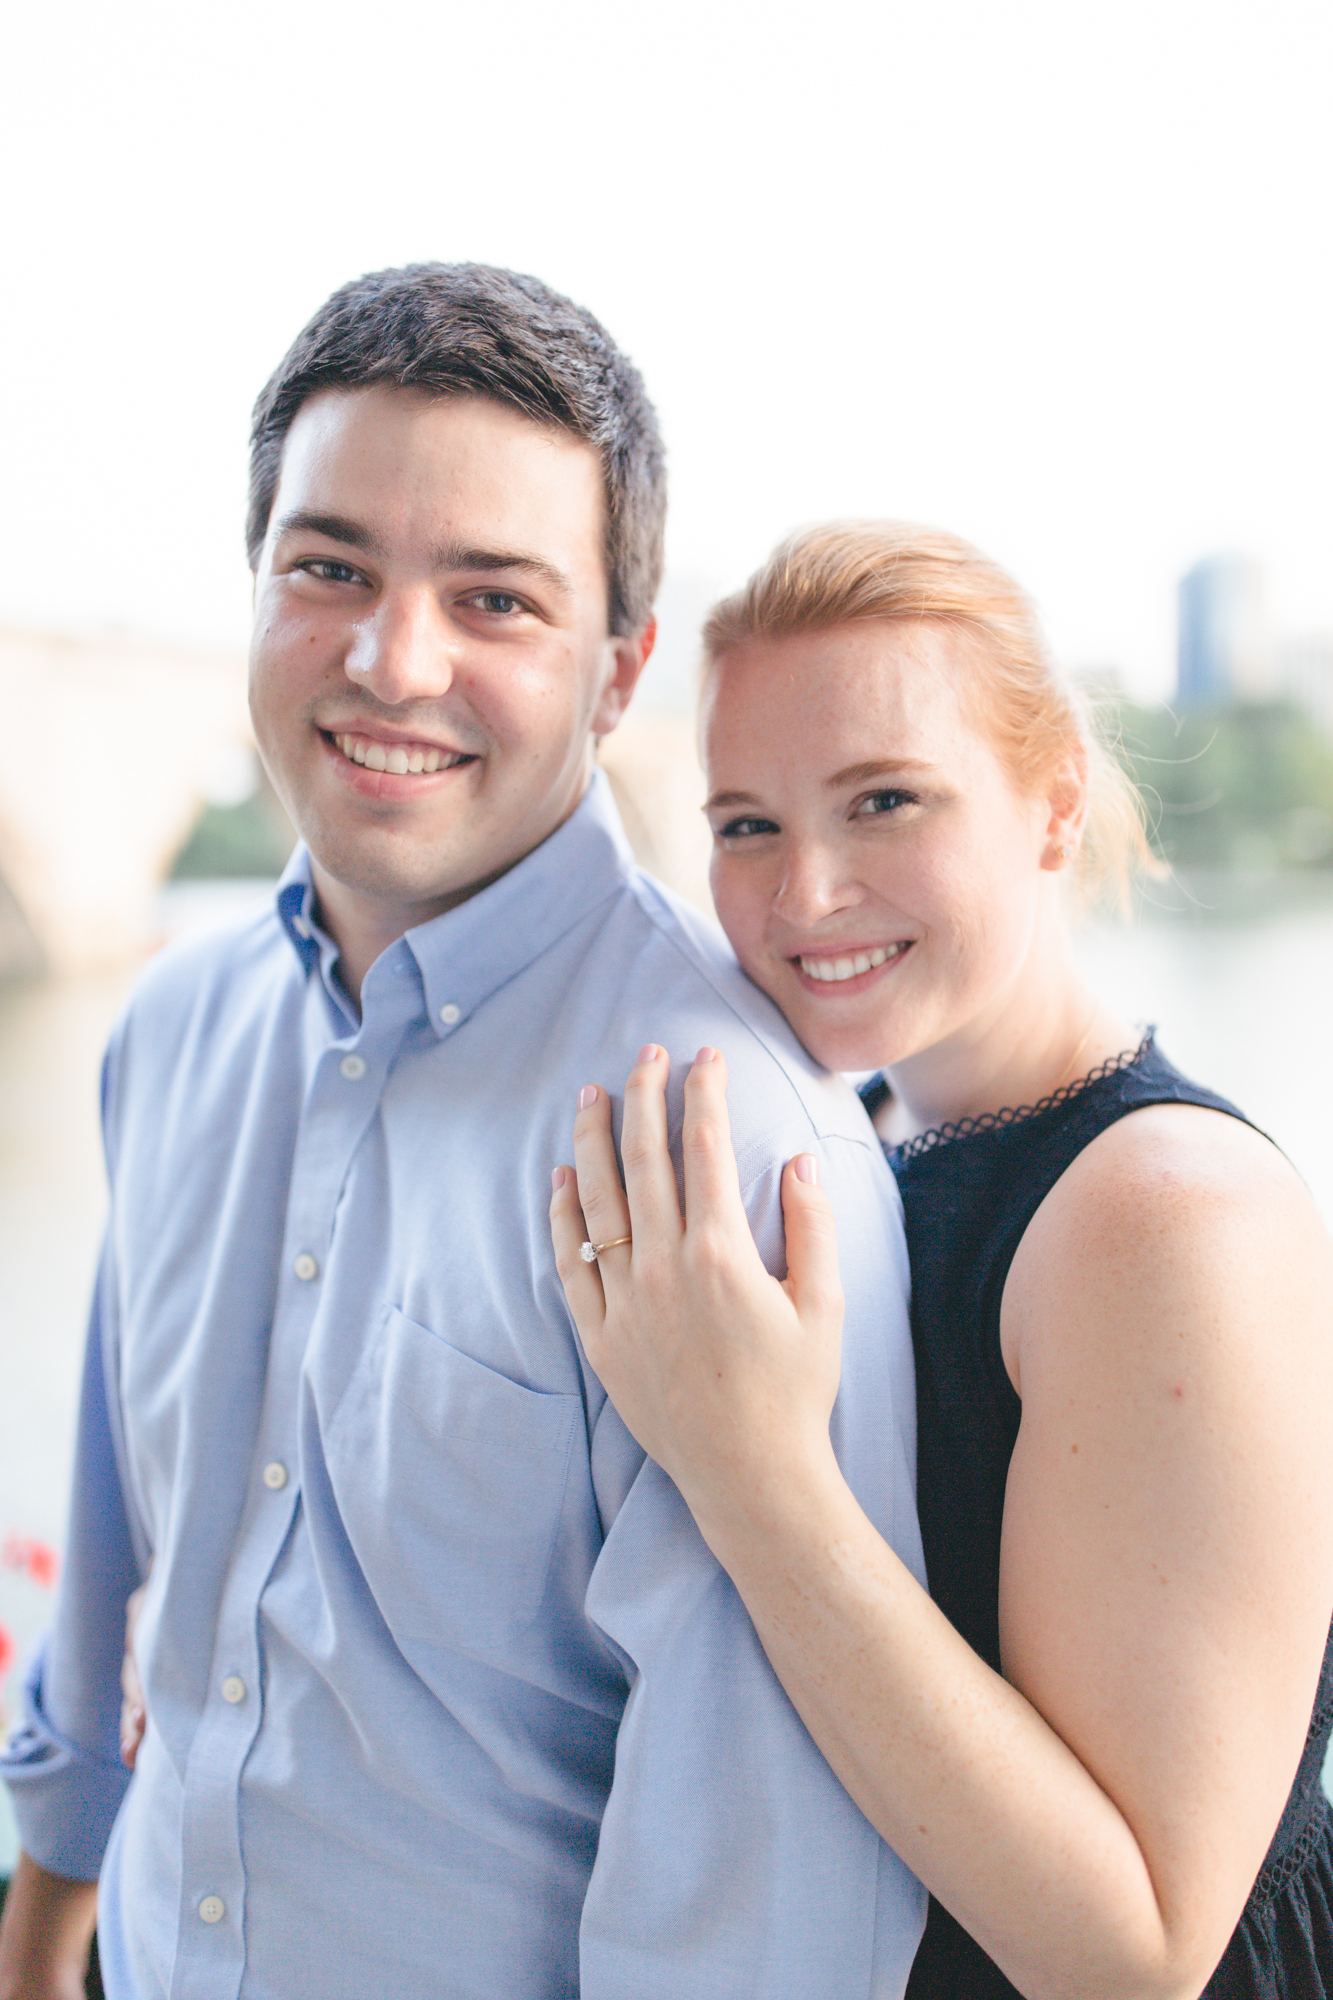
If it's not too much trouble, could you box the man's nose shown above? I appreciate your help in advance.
[344,591,454,705]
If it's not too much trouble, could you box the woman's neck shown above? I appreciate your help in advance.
[876,947,1137,1148]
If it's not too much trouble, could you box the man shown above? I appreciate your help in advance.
[0,264,925,1999]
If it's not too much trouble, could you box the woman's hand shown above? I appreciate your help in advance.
[549,1043,845,1531]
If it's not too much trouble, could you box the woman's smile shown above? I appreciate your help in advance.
[791,939,912,988]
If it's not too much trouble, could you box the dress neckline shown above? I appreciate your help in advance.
[887,1030,1154,1163]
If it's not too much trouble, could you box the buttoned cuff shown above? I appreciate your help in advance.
[0,1642,128,1881]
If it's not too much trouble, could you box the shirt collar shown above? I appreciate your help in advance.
[271,770,638,1036]
[409,769,636,1038]
[276,860,321,975]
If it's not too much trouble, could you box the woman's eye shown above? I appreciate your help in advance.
[716,815,780,840]
[853,788,915,819]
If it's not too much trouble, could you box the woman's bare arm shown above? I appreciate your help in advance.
[551,1048,1333,2000]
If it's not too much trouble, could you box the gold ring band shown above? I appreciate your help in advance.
[579,1235,632,1263]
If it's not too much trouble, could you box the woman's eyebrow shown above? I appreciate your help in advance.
[826,758,936,789]
[704,788,767,813]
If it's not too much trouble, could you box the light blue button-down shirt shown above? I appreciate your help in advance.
[3,772,925,1999]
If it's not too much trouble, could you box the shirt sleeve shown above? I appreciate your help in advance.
[579,1130,926,2000]
[1,1066,148,1880]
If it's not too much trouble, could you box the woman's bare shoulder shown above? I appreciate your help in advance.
[1031,1096,1324,1262]
[1003,1099,1333,1397]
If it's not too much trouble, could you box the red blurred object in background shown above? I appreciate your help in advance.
[1,1536,59,1590]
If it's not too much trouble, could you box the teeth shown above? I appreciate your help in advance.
[335,734,459,776]
[798,942,907,983]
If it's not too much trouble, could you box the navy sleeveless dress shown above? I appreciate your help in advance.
[861,1034,1333,1998]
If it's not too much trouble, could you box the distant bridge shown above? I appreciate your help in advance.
[0,626,709,981]
[0,627,253,977]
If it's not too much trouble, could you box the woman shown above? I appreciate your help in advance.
[549,524,1333,1998]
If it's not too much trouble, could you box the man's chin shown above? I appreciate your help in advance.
[303,822,525,937]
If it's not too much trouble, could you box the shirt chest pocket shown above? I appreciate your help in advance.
[320,1304,585,1670]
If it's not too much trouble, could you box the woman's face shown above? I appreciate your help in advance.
[701,618,1063,1074]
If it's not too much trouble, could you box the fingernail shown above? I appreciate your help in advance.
[794,1153,819,1185]
[551,1165,568,1191]
[695,1045,718,1065]
[578,1085,597,1111]
[637,1043,659,1064]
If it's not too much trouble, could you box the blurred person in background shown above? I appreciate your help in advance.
[553,522,1333,2000]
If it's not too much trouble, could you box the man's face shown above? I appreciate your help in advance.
[249,385,649,944]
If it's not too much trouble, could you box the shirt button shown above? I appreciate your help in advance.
[339,1053,366,1080]
[438,1002,461,1026]
[221,1675,246,1705]
[293,1253,319,1281]
[199,1895,225,1924]
[262,1461,288,1490]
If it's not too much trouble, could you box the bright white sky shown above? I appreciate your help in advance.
[3,0,1330,702]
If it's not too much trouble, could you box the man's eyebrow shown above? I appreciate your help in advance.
[272,510,388,558]
[435,543,575,598]
[271,515,575,598]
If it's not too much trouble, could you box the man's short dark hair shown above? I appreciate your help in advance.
[247,263,666,636]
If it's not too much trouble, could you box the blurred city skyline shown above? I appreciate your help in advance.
[2,0,1331,705]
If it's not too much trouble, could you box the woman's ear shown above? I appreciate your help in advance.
[1040,744,1090,873]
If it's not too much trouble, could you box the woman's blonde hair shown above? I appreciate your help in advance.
[702,521,1162,912]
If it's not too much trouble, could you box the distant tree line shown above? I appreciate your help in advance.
[166,698,1333,882]
[1110,700,1333,872]
[170,778,295,880]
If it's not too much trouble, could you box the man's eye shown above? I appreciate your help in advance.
[473,590,523,615]
[716,815,780,840]
[301,559,361,585]
[852,789,915,819]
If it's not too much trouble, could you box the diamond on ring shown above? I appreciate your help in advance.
[580,1235,632,1262]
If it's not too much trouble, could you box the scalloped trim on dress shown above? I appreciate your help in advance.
[890,1030,1155,1162]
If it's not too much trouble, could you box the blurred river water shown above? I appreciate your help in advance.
[2,874,1332,1867]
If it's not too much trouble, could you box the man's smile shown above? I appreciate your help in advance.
[328,729,477,776]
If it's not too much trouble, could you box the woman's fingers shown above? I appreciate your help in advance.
[549,1162,609,1359]
[680,1048,753,1237]
[780,1153,846,1340]
[570,1078,634,1258]
[618,1045,685,1240]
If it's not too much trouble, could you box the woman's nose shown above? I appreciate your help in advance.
[771,847,862,926]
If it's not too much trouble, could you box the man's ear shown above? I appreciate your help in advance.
[591,619,656,737]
